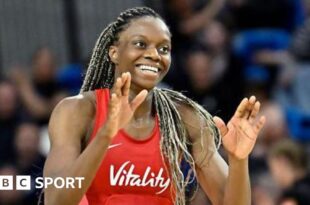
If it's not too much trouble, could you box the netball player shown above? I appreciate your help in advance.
[44,7,265,205]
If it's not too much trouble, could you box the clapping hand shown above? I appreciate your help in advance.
[101,72,148,140]
[213,96,266,160]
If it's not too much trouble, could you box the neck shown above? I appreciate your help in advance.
[129,85,154,120]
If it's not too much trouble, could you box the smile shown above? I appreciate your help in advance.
[137,65,159,73]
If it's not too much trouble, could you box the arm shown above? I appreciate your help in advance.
[44,93,109,205]
[179,96,265,205]
[10,69,52,118]
[178,0,226,34]
[44,72,147,205]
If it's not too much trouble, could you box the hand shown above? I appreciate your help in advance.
[213,96,266,160]
[10,66,30,87]
[101,72,148,140]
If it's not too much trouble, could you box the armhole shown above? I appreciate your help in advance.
[85,89,110,145]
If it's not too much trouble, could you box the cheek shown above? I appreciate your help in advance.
[117,50,140,70]
[121,49,142,63]
[269,160,284,179]
[162,55,171,70]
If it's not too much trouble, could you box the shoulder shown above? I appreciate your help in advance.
[48,91,97,142]
[52,91,96,118]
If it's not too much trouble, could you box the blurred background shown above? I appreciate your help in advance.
[0,0,310,204]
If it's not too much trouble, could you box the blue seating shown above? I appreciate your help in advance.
[286,107,310,141]
[57,63,84,95]
[232,29,291,82]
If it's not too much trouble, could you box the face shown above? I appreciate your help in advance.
[109,17,171,91]
[203,21,227,51]
[186,52,212,90]
[280,199,297,205]
[0,82,17,119]
[32,48,56,82]
[15,123,40,157]
[268,156,296,189]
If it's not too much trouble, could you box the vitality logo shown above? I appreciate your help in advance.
[110,161,170,194]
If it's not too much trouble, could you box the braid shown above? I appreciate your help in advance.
[153,88,220,205]
[80,7,220,205]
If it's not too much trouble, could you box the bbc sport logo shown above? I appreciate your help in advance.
[0,175,85,190]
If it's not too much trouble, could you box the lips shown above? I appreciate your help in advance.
[136,64,160,73]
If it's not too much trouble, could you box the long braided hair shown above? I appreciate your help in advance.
[80,7,220,205]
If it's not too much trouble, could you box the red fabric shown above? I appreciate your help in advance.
[79,89,173,205]
[79,195,89,205]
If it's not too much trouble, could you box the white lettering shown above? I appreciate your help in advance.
[35,177,85,189]
[66,177,75,188]
[76,177,84,188]
[110,161,170,194]
[35,177,44,189]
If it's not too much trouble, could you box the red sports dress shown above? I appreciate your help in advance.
[79,89,174,205]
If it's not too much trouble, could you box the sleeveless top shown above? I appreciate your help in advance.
[80,89,174,205]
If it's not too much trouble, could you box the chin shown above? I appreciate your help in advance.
[132,79,159,91]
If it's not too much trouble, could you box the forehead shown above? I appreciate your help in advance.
[118,17,171,42]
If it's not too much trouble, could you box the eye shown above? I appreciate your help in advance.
[133,41,146,48]
[158,46,170,54]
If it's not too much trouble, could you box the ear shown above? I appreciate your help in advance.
[109,45,119,64]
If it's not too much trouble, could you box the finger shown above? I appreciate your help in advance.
[108,93,120,120]
[122,72,131,96]
[112,77,122,97]
[254,116,266,133]
[119,73,128,95]
[249,101,260,124]
[234,98,248,118]
[246,96,256,119]
[213,116,228,136]
[130,90,148,111]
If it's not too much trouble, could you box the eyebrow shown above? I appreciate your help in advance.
[130,34,171,44]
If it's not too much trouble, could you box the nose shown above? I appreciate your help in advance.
[144,47,160,61]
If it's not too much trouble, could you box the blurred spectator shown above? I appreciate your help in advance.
[290,18,310,61]
[259,103,289,147]
[227,0,305,32]
[146,0,226,92]
[14,122,45,175]
[10,47,67,125]
[277,17,310,112]
[246,80,289,173]
[0,164,23,205]
[0,79,21,164]
[252,172,277,205]
[13,122,45,204]
[244,79,289,205]
[182,47,220,114]
[278,187,310,205]
[181,42,243,121]
[151,0,226,45]
[199,20,245,120]
[268,139,310,204]
[200,20,230,84]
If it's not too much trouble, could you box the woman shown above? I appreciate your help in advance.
[44,7,266,205]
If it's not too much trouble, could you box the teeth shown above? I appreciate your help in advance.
[138,65,159,73]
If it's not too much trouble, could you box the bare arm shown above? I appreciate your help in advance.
[44,92,113,205]
[179,0,226,35]
[10,70,52,118]
[44,73,148,205]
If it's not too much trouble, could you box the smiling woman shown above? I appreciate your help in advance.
[108,16,171,90]
[43,7,266,205]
